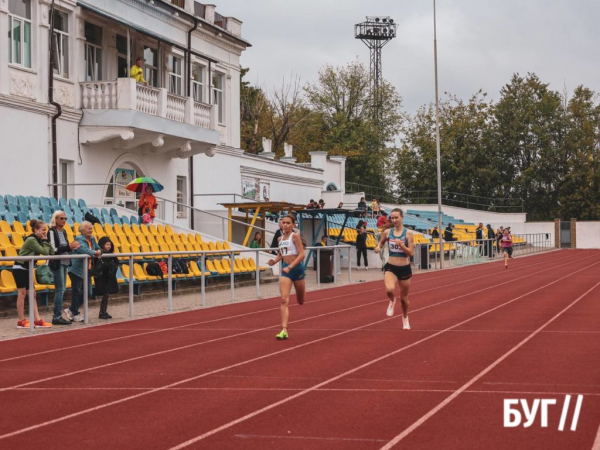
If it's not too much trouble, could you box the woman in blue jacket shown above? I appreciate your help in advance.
[64,221,101,322]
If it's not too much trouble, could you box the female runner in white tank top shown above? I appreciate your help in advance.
[268,214,306,340]
[374,208,415,330]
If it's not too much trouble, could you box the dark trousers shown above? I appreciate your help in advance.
[357,248,368,267]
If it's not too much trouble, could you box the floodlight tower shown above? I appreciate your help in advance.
[354,16,398,121]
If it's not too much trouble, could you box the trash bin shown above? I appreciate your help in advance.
[419,244,429,270]
[319,249,334,283]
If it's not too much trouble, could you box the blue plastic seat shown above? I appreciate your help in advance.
[109,208,119,217]
[18,211,28,223]
[100,208,109,217]
[91,208,100,218]
[49,197,59,210]
[30,203,41,215]
[62,204,73,215]
[59,197,68,208]
[68,198,78,210]
[4,212,15,225]
[42,204,52,215]
[121,215,130,225]
[130,216,139,225]
[39,197,50,208]
[74,214,83,224]
[78,199,88,210]
[102,215,113,225]
[29,211,41,221]
[8,203,19,215]
[71,205,82,216]
[6,195,17,206]
[28,196,39,205]
[0,195,3,205]
[0,203,5,214]
[111,216,121,225]
[18,196,29,208]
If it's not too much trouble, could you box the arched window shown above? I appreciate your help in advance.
[326,183,338,192]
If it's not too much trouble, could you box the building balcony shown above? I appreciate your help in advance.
[79,78,219,158]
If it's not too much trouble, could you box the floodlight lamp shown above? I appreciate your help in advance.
[375,17,380,22]
[382,18,387,23]
[389,19,394,24]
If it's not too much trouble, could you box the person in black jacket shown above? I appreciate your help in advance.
[48,211,80,325]
[486,224,495,258]
[94,237,119,319]
[356,226,369,270]
[270,219,284,255]
[476,223,485,255]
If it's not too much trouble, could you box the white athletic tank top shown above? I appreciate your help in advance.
[279,232,299,256]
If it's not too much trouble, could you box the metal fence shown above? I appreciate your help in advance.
[412,234,552,270]
[0,245,352,333]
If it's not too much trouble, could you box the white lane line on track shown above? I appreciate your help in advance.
[235,434,389,443]
[0,252,591,393]
[10,387,600,397]
[0,249,567,360]
[378,280,600,450]
[0,254,596,443]
[156,259,600,449]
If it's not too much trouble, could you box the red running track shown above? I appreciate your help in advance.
[0,249,599,450]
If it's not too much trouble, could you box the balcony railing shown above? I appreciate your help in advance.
[80,78,217,130]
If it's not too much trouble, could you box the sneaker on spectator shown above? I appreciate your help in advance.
[17,319,30,329]
[365,266,369,270]
[52,317,71,326]
[72,314,84,323]
[64,308,74,321]
[34,319,53,328]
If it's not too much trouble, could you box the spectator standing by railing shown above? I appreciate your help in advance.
[476,223,485,255]
[13,220,54,329]
[371,198,380,217]
[356,226,369,270]
[357,197,367,218]
[496,226,504,252]
[139,185,157,221]
[48,211,80,325]
[486,224,495,258]
[94,237,118,320]
[65,221,101,322]
[377,211,388,230]
[130,57,147,85]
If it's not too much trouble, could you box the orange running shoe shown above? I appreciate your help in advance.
[17,319,30,329]
[34,319,53,328]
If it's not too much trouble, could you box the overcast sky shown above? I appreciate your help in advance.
[219,0,600,113]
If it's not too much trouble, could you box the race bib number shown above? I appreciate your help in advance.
[389,240,401,252]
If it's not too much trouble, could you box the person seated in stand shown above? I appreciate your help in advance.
[431,226,440,238]
[337,202,344,209]
[444,223,456,242]
[250,232,262,249]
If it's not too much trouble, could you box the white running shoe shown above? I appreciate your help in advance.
[386,300,396,317]
[72,314,84,323]
[365,266,369,270]
[402,316,411,330]
[64,308,74,321]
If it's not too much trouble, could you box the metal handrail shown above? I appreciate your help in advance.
[46,182,279,240]
[1,245,352,333]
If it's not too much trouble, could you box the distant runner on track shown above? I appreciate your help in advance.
[268,214,306,340]
[374,208,415,330]
[501,228,514,269]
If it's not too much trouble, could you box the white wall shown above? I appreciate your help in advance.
[576,222,600,249]
[192,148,324,211]
[390,203,527,227]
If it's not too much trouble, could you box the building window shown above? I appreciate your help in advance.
[116,35,130,78]
[212,72,224,124]
[191,64,204,102]
[52,9,69,78]
[60,160,74,199]
[143,46,158,87]
[8,0,32,68]
[168,54,182,96]
[84,22,102,81]
[176,176,187,218]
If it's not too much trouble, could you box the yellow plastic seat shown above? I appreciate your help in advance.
[165,225,174,235]
[159,244,171,258]
[205,260,218,274]
[0,234,13,252]
[155,234,166,245]
[223,259,242,274]
[93,223,105,237]
[212,259,228,275]
[103,223,113,236]
[148,224,158,236]
[163,234,175,245]
[157,224,166,235]
[195,234,203,244]
[150,243,162,257]
[146,234,158,246]
[128,233,140,246]
[137,234,149,246]
[73,223,80,236]
[140,224,151,237]
[216,241,225,252]
[208,242,217,255]
[119,243,131,260]
[0,270,17,293]
[0,221,13,236]
[168,243,180,258]
[222,241,239,255]
[201,242,211,255]
[131,223,142,236]
[130,244,143,260]
[140,244,153,259]
[12,221,26,238]
[132,263,148,281]
[1,246,18,267]
[122,223,133,235]
[235,259,248,273]
[10,233,24,251]
[171,234,182,245]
